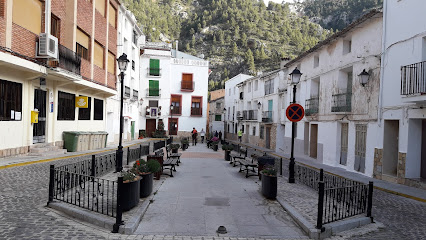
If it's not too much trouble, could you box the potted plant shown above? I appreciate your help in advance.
[170,143,180,153]
[133,159,159,198]
[120,171,140,211]
[261,165,277,200]
[180,137,189,150]
[222,144,234,161]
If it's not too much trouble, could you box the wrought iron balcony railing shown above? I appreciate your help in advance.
[401,61,426,95]
[236,111,243,120]
[305,97,319,116]
[243,110,258,120]
[170,107,181,115]
[191,107,202,116]
[54,44,81,75]
[132,89,138,100]
[146,88,160,97]
[124,86,131,98]
[181,81,194,91]
[262,111,273,122]
[331,92,352,112]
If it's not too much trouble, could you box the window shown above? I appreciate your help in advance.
[216,102,221,109]
[94,98,103,120]
[94,41,104,69]
[51,14,60,41]
[215,115,222,121]
[260,125,264,139]
[148,80,159,96]
[13,0,42,34]
[95,0,106,17]
[148,100,158,107]
[107,52,115,74]
[76,28,90,60]
[133,30,138,45]
[248,82,252,92]
[254,80,258,91]
[181,73,193,91]
[78,97,91,120]
[58,91,75,120]
[314,55,319,68]
[132,60,135,71]
[343,40,352,55]
[0,80,22,121]
[252,126,256,136]
[108,4,116,28]
[171,95,181,115]
[265,79,274,95]
[149,59,160,76]
[191,96,202,116]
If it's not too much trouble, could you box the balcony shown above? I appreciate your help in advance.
[243,110,258,120]
[147,67,161,77]
[331,92,352,112]
[171,107,181,115]
[191,107,202,116]
[181,81,194,91]
[239,92,244,100]
[236,111,243,120]
[124,86,131,98]
[132,89,138,100]
[401,61,426,99]
[146,88,161,97]
[305,97,319,116]
[132,60,135,71]
[262,111,273,122]
[52,44,81,75]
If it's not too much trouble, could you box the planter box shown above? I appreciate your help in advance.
[213,144,218,151]
[261,174,277,200]
[121,178,140,211]
[139,173,153,198]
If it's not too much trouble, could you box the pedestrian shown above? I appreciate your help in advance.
[192,128,198,146]
[219,131,222,141]
[215,131,218,137]
[238,129,242,142]
[200,128,205,143]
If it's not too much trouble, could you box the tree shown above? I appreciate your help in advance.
[232,42,238,55]
[245,49,255,74]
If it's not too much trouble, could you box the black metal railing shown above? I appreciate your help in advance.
[191,107,202,116]
[171,107,181,115]
[132,60,135,71]
[57,44,81,75]
[153,140,165,150]
[124,86,130,98]
[166,137,172,145]
[132,89,138,100]
[401,61,426,95]
[249,110,257,120]
[236,111,242,119]
[243,110,249,120]
[54,152,116,178]
[331,92,352,112]
[50,168,117,217]
[305,97,319,116]
[262,111,273,122]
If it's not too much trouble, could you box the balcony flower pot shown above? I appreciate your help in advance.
[261,166,277,200]
[121,172,140,211]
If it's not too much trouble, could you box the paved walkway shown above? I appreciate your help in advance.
[134,144,307,238]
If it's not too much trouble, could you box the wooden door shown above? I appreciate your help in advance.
[310,124,318,158]
[169,118,178,135]
[354,124,367,173]
[265,126,271,149]
[340,123,348,165]
[146,119,156,137]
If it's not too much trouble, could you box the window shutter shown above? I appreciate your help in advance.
[149,80,159,96]
[149,59,160,76]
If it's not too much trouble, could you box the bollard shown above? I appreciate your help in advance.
[316,181,325,231]
[47,165,55,205]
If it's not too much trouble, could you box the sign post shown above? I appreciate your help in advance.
[286,103,305,183]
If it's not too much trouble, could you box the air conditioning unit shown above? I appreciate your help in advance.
[37,33,58,59]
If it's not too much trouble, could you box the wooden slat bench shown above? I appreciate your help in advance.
[154,149,177,177]
[230,147,247,166]
[166,145,182,165]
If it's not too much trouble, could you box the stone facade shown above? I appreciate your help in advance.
[397,152,406,184]
[373,148,383,180]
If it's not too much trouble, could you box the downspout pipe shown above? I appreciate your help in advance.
[378,0,388,127]
[45,0,51,34]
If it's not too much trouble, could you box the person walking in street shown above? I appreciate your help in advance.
[238,129,242,142]
[192,128,198,146]
[200,128,205,143]
[214,131,218,137]
[219,131,222,141]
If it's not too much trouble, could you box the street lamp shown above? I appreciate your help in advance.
[223,108,227,138]
[116,53,129,172]
[288,67,302,183]
[359,69,370,87]
[170,104,174,135]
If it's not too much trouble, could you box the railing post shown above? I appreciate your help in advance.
[47,165,55,205]
[127,147,130,165]
[367,181,374,219]
[91,155,96,178]
[280,158,283,176]
[112,176,123,233]
[139,144,142,159]
[317,181,325,231]
[320,168,324,181]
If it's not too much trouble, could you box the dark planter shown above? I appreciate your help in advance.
[121,178,140,211]
[225,150,231,161]
[172,148,178,153]
[213,144,218,151]
[139,173,153,198]
[261,174,277,200]
[258,156,276,180]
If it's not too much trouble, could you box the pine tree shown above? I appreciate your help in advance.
[245,49,255,74]
[232,42,238,55]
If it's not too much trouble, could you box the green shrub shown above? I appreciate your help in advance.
[146,159,161,173]
[261,165,277,176]
[222,144,234,151]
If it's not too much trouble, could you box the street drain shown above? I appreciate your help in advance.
[216,226,227,234]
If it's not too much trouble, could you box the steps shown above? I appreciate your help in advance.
[28,143,67,156]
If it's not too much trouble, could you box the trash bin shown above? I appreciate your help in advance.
[258,155,275,180]
[80,132,90,151]
[98,131,109,148]
[63,131,80,152]
[88,132,96,150]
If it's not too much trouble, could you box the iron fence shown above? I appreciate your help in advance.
[127,146,141,165]
[305,97,319,116]
[57,44,81,75]
[331,92,352,112]
[153,140,165,150]
[49,167,117,217]
[401,61,426,95]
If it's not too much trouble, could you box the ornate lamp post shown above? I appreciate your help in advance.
[170,104,174,135]
[288,67,302,183]
[116,53,129,172]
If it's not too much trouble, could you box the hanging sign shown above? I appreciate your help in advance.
[75,96,88,108]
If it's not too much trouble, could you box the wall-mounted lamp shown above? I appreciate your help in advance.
[359,69,370,87]
[223,108,227,111]
[257,102,262,109]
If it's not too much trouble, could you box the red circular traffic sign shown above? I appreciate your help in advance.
[286,104,305,122]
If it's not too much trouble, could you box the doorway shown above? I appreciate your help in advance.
[131,121,135,140]
[383,120,399,176]
[33,89,47,144]
[265,126,271,149]
[421,120,426,179]
[354,124,367,173]
[304,122,309,155]
[310,124,318,158]
[169,118,178,135]
[146,119,156,137]
[340,123,349,165]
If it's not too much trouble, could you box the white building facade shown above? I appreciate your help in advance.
[282,10,383,177]
[208,96,225,135]
[106,7,143,144]
[375,0,426,187]
[139,42,209,138]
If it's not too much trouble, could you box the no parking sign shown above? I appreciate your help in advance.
[286,104,305,122]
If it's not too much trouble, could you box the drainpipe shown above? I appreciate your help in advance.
[45,0,51,34]
[378,0,388,127]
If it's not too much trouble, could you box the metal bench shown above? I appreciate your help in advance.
[154,149,177,177]
[166,145,182,165]
[237,155,258,178]
[230,147,247,166]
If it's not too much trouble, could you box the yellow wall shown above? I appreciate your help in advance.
[95,0,105,17]
[107,51,115,74]
[94,41,104,69]
[108,3,116,28]
[12,0,42,34]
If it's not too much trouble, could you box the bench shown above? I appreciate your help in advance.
[230,147,247,166]
[154,149,177,177]
[237,155,258,178]
[166,145,182,165]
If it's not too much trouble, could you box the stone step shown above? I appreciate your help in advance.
[29,146,61,153]
[28,149,67,157]
[30,143,55,149]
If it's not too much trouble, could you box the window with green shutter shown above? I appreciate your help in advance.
[149,80,159,96]
[215,115,222,121]
[149,59,160,76]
